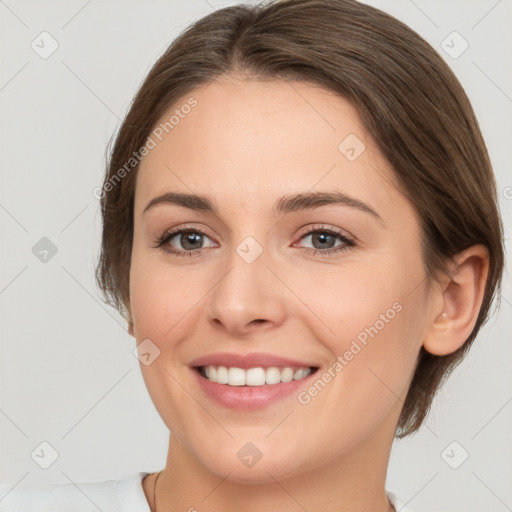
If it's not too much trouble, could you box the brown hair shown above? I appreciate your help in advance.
[95,0,505,437]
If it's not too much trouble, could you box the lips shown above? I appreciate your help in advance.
[188,352,320,410]
[189,351,319,370]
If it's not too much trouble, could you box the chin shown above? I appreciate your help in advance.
[215,465,296,486]
[198,448,307,486]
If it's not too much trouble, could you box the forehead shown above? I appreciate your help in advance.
[134,77,402,217]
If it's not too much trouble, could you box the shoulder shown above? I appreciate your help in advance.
[387,490,416,512]
[0,472,151,512]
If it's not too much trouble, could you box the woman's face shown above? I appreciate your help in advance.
[129,77,435,483]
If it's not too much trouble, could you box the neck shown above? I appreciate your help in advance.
[153,421,397,512]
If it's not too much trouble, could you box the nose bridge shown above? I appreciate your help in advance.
[206,229,287,333]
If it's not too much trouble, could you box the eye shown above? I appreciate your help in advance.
[294,224,355,256]
[153,225,216,256]
[152,223,355,258]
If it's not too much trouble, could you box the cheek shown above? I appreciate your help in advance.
[128,253,203,429]
[293,277,423,446]
[293,260,406,345]
[129,263,170,341]
[301,254,426,394]
[129,246,206,343]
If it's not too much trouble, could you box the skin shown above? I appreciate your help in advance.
[127,76,489,511]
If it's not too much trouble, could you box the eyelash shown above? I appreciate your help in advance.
[152,223,355,258]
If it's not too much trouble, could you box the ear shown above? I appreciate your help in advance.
[423,245,489,356]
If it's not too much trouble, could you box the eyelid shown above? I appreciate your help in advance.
[159,223,216,240]
[294,223,355,244]
[152,223,217,249]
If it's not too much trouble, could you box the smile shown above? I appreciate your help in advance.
[192,364,320,411]
[198,365,316,386]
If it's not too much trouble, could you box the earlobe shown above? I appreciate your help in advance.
[422,245,489,356]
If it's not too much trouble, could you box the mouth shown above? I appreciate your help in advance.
[194,365,320,387]
[188,352,322,410]
[192,364,321,410]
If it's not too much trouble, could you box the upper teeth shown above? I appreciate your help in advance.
[203,366,313,386]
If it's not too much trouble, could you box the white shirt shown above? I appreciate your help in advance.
[0,472,414,511]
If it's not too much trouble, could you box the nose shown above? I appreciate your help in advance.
[205,243,287,338]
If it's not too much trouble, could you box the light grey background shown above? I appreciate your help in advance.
[0,1,510,511]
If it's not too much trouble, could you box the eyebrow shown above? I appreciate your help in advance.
[142,190,382,221]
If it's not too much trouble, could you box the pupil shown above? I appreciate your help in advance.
[313,233,334,249]
[182,232,202,250]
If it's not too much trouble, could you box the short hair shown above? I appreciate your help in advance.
[95,0,505,438]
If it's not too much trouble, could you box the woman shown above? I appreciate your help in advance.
[0,0,505,511]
